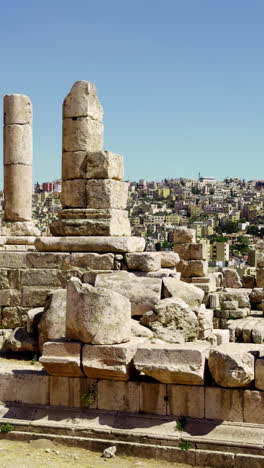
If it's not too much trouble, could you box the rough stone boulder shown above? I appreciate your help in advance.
[208,343,264,387]
[160,252,180,268]
[133,342,210,384]
[95,271,161,315]
[163,278,204,308]
[173,227,196,244]
[66,277,131,344]
[38,290,67,353]
[140,297,199,343]
[222,268,242,288]
[220,289,250,309]
[125,252,160,272]
[131,319,153,338]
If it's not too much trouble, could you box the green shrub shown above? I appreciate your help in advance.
[0,423,14,433]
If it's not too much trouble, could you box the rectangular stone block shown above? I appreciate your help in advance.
[26,252,70,269]
[236,454,264,468]
[86,179,128,210]
[125,252,161,272]
[0,367,49,405]
[4,124,32,165]
[0,251,28,269]
[61,179,86,208]
[174,227,196,244]
[63,83,103,120]
[62,150,123,181]
[35,236,145,253]
[177,260,208,278]
[82,338,144,380]
[255,357,264,390]
[244,390,264,423]
[70,252,114,270]
[0,289,20,306]
[174,243,208,260]
[133,343,210,385]
[195,451,235,468]
[4,94,32,125]
[20,269,61,287]
[49,376,82,407]
[40,341,83,377]
[205,387,243,422]
[97,380,140,412]
[50,210,131,236]
[21,287,56,307]
[139,382,167,415]
[4,164,32,222]
[167,384,204,418]
[63,117,103,152]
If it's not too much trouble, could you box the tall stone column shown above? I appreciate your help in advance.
[3,94,39,236]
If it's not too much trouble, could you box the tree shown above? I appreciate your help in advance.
[155,242,161,251]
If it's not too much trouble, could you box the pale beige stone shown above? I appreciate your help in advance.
[66,277,131,344]
[82,338,145,380]
[26,252,70,269]
[38,289,66,352]
[174,243,208,260]
[140,382,167,415]
[160,252,180,268]
[62,150,87,180]
[125,252,160,272]
[167,384,204,418]
[208,343,263,387]
[95,271,161,315]
[61,179,86,208]
[243,390,264,424]
[213,329,230,345]
[4,164,32,222]
[4,94,32,124]
[49,376,82,407]
[0,289,20,306]
[174,227,196,244]
[26,307,43,334]
[0,251,28,268]
[97,380,140,412]
[163,278,204,307]
[256,268,264,287]
[0,221,39,236]
[133,342,210,384]
[255,357,264,390]
[4,124,32,165]
[62,150,124,181]
[63,80,103,120]
[222,268,242,288]
[22,286,57,308]
[86,179,128,209]
[63,117,103,152]
[35,236,146,253]
[131,319,153,338]
[40,341,83,377]
[50,210,131,236]
[70,252,114,269]
[197,305,213,339]
[205,387,243,421]
[177,260,208,278]
[20,269,61,287]
[209,292,220,309]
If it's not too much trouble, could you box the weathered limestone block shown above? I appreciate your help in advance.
[227,317,264,343]
[66,277,131,344]
[222,268,242,288]
[82,270,113,285]
[213,329,230,345]
[163,278,204,307]
[216,308,248,319]
[1,306,26,328]
[63,117,103,152]
[173,227,196,244]
[38,290,66,352]
[140,382,167,415]
[4,124,32,165]
[22,287,57,308]
[249,288,264,304]
[4,94,32,124]
[35,236,145,253]
[205,387,243,422]
[160,252,180,268]
[69,252,114,270]
[140,297,199,342]
[125,252,160,272]
[133,342,210,384]
[0,289,21,307]
[0,221,39,236]
[20,269,61,287]
[5,327,38,352]
[61,179,86,208]
[209,293,220,309]
[212,271,223,288]
[62,150,124,181]
[174,243,208,260]
[40,341,83,377]
[208,344,263,387]
[82,338,145,380]
[97,380,140,412]
[63,80,103,121]
[86,179,128,209]
[256,269,264,287]
[4,164,32,221]
[50,210,131,236]
[26,307,43,335]
[244,390,264,425]
[95,271,161,315]
[242,274,256,289]
[197,305,213,339]
[222,300,239,311]
[135,268,178,279]
[0,252,28,269]
[255,356,264,390]
[220,289,250,309]
[26,252,70,269]
[167,385,205,419]
[176,260,208,278]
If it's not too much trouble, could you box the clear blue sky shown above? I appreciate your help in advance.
[1,1,264,184]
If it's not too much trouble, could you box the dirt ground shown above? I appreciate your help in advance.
[0,439,202,468]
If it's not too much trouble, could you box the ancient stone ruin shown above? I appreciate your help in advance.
[0,81,264,466]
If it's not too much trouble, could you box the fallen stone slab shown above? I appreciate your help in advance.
[35,236,145,253]
[95,271,162,316]
[133,342,210,384]
[208,343,264,388]
[66,277,131,344]
[82,337,146,380]
[39,340,83,377]
[163,277,204,307]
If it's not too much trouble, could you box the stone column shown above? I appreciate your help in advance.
[3,94,39,236]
